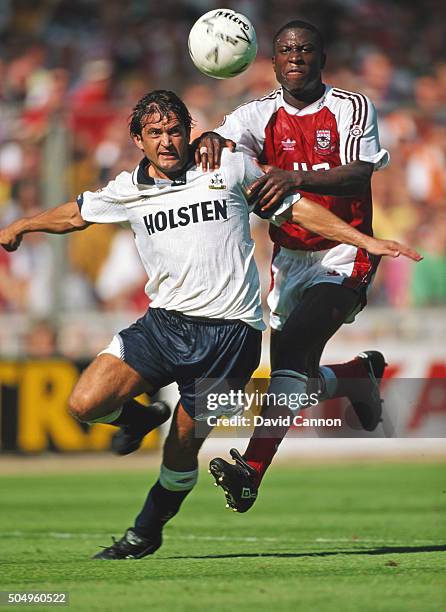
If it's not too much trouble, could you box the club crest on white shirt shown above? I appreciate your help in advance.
[209,172,227,189]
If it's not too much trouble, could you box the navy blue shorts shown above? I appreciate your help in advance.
[116,308,261,419]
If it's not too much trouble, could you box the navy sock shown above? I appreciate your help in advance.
[112,398,155,429]
[133,480,192,538]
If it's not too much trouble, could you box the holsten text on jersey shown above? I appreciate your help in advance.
[143,199,228,236]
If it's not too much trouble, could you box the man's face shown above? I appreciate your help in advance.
[273,28,325,95]
[133,111,190,177]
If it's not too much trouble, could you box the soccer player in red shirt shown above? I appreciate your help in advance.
[203,20,401,511]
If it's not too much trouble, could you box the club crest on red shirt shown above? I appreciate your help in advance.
[314,129,335,154]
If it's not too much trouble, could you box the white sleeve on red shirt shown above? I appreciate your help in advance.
[216,108,264,158]
[334,91,389,170]
[214,92,283,158]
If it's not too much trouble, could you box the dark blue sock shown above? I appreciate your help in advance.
[133,480,192,538]
[112,398,161,429]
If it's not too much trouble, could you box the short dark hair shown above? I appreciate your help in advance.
[273,20,325,51]
[129,90,193,137]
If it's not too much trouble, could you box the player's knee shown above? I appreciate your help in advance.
[67,387,97,421]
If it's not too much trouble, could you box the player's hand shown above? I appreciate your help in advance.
[366,237,423,262]
[0,226,23,252]
[193,132,236,171]
[247,168,300,210]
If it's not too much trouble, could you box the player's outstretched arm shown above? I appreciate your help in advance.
[0,201,90,252]
[193,132,236,171]
[288,197,422,262]
[247,162,373,210]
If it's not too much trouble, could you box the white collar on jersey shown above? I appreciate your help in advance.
[132,154,196,187]
[280,84,332,116]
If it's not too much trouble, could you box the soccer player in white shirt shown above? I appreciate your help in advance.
[0,90,420,558]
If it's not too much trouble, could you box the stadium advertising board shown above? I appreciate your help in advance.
[0,360,159,452]
[1,350,445,452]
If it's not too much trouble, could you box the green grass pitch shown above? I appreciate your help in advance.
[0,461,445,611]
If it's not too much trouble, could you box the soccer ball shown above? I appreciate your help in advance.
[188,8,257,79]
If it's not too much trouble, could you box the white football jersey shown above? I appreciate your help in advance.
[78,150,292,330]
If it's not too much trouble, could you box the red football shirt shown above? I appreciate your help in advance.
[216,86,389,251]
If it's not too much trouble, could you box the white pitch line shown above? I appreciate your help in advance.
[0,532,441,545]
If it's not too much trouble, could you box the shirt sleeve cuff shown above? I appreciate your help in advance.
[359,149,390,171]
[269,193,301,227]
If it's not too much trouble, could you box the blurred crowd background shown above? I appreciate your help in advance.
[0,0,445,358]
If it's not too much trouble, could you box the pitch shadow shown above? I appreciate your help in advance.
[166,544,446,560]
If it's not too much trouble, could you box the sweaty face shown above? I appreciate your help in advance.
[133,112,190,178]
[273,28,325,96]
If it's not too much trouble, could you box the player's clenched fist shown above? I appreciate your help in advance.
[0,226,22,252]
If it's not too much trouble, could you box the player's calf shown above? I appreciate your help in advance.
[68,353,151,421]
[92,403,204,559]
[320,350,387,431]
[67,353,171,453]
[347,350,387,431]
